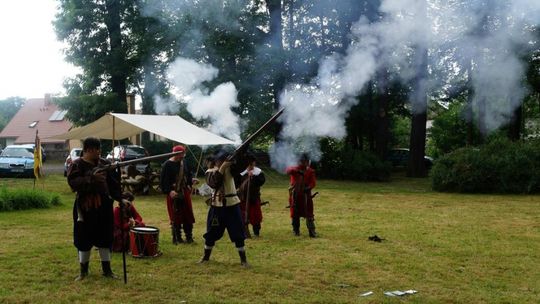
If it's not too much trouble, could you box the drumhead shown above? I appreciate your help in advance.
[131,226,159,233]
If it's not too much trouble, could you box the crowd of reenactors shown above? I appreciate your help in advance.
[67,137,317,280]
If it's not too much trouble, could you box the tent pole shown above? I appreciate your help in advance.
[195,148,204,177]
[186,146,204,178]
[112,115,116,149]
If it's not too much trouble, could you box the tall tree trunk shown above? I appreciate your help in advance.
[105,0,127,113]
[466,60,474,146]
[267,0,285,140]
[477,98,487,142]
[407,48,428,178]
[375,75,390,160]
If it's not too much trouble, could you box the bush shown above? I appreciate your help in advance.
[318,139,391,181]
[0,188,62,212]
[431,137,540,193]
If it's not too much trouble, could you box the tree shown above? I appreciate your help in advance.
[54,0,142,115]
[0,97,24,133]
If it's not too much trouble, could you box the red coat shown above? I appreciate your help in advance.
[286,165,316,218]
[166,189,195,225]
[112,204,145,252]
[238,168,265,225]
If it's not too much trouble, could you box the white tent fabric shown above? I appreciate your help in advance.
[50,113,235,146]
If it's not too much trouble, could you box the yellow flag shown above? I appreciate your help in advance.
[34,130,42,179]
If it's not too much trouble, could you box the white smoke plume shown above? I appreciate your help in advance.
[163,57,242,143]
[271,0,540,171]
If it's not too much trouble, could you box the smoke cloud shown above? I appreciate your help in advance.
[271,0,540,171]
[162,57,242,143]
[142,0,540,170]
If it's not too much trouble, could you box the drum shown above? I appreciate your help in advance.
[129,226,162,258]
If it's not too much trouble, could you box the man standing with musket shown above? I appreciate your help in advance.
[237,153,266,238]
[286,154,317,238]
[67,137,125,281]
[160,145,196,244]
[199,150,249,267]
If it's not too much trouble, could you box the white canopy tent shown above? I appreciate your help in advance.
[51,113,235,146]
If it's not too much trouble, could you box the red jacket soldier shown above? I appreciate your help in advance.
[112,191,145,252]
[286,154,317,237]
[160,145,196,244]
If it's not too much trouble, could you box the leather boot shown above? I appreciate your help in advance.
[238,250,250,268]
[253,223,261,237]
[171,225,178,245]
[101,261,118,279]
[292,217,300,236]
[74,262,89,281]
[306,218,317,238]
[198,248,212,263]
[184,224,194,244]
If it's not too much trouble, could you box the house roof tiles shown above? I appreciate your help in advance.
[0,97,72,144]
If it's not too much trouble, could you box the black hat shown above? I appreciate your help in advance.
[245,152,256,162]
[214,150,230,161]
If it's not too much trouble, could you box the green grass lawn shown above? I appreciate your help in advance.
[0,172,539,303]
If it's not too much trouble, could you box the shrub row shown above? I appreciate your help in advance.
[431,138,540,193]
[0,188,62,212]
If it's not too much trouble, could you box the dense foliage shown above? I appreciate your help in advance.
[52,1,540,180]
[0,188,62,212]
[318,139,391,181]
[431,137,540,193]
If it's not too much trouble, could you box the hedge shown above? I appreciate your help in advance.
[0,188,62,212]
[431,138,540,193]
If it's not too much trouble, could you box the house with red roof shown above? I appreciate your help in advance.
[0,94,73,160]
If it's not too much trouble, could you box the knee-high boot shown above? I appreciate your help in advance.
[306,218,317,238]
[253,223,261,237]
[198,246,212,263]
[75,262,89,281]
[292,217,300,236]
[184,223,194,243]
[238,249,249,267]
[171,225,178,244]
[101,261,118,279]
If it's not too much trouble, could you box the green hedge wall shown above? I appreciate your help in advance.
[431,138,540,193]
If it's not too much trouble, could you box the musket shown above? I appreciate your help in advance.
[93,151,184,174]
[226,108,284,161]
[243,175,252,238]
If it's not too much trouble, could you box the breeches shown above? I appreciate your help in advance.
[203,205,245,247]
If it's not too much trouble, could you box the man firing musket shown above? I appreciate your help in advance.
[286,154,318,238]
[198,108,283,267]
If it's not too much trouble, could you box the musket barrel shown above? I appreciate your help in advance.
[227,108,284,161]
[94,150,183,173]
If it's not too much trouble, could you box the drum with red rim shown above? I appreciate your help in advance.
[129,226,161,258]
